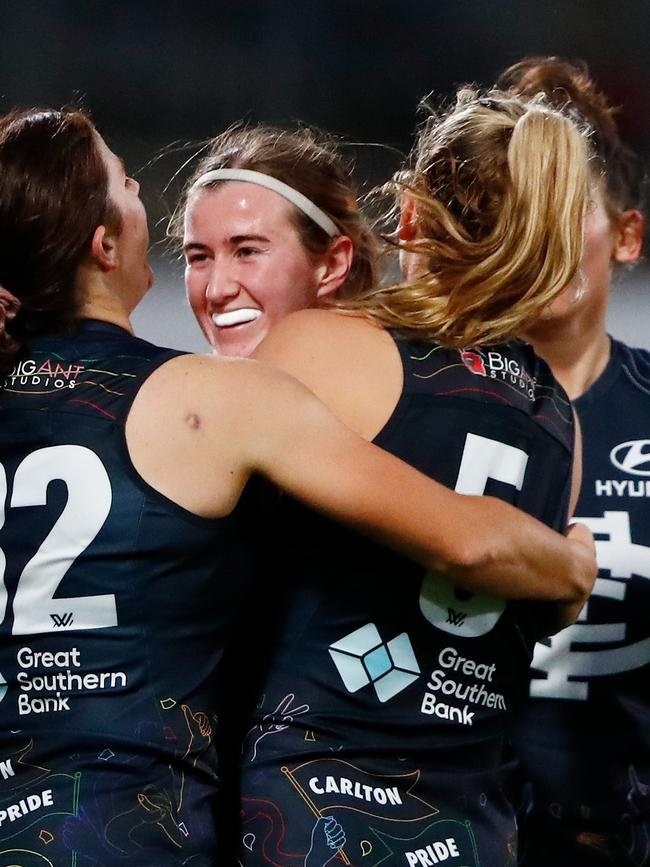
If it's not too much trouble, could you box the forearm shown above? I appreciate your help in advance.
[252,369,596,603]
[448,496,595,602]
[262,418,594,602]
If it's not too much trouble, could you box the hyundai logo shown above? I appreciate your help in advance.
[610,440,650,477]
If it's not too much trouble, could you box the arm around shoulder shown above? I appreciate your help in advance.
[244,363,598,602]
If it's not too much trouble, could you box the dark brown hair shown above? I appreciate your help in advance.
[497,56,646,218]
[0,108,121,375]
[170,123,377,299]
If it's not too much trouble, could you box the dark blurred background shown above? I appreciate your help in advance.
[1,0,649,350]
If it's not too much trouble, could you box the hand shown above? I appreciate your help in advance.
[305,815,346,867]
[565,520,596,555]
[246,693,309,762]
[540,521,598,635]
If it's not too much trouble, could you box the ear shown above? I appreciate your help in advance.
[90,224,119,273]
[613,209,644,265]
[398,193,419,242]
[315,235,354,299]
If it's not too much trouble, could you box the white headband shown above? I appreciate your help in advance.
[191,168,340,237]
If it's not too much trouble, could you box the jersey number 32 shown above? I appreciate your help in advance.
[0,445,117,635]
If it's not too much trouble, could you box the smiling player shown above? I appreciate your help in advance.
[171,123,376,358]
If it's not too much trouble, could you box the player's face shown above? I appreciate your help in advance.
[183,183,326,357]
[97,136,153,302]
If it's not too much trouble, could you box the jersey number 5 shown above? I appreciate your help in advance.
[0,445,117,635]
[419,432,529,637]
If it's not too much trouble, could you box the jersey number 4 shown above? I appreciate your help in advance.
[0,445,117,635]
[419,432,529,637]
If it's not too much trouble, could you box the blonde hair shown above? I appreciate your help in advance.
[339,89,592,347]
[497,56,646,219]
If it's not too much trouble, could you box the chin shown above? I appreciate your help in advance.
[215,341,253,359]
[217,334,262,359]
[215,323,268,359]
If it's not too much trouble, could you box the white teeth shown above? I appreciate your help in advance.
[212,309,261,327]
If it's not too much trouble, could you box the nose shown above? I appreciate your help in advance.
[204,263,240,305]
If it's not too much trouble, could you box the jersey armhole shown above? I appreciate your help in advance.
[372,332,415,449]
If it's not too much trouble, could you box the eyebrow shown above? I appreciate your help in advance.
[230,234,270,245]
[183,242,209,253]
[183,235,271,253]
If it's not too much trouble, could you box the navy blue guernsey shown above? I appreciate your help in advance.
[516,337,650,867]
[239,336,574,867]
[0,321,254,866]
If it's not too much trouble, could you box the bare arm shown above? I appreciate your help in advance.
[253,309,596,607]
[126,354,596,605]
[568,408,583,517]
[238,361,595,603]
[548,410,592,631]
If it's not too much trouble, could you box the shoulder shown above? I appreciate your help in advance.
[131,352,300,422]
[255,308,387,362]
[615,339,650,390]
[123,352,307,517]
[254,309,396,392]
[253,309,402,438]
[515,340,569,398]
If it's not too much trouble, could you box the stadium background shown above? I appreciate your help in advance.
[1,0,648,352]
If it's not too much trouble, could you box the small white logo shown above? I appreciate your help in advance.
[610,440,650,477]
[328,624,420,703]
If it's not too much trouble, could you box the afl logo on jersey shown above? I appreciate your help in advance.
[610,440,650,476]
[460,350,486,376]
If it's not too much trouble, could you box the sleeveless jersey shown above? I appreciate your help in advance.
[0,320,254,866]
[239,336,574,867]
[515,337,650,867]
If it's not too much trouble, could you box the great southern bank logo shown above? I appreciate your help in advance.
[0,671,6,705]
[328,623,420,703]
[610,440,650,477]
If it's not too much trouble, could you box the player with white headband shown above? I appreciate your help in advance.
[169,123,376,357]
[192,168,341,237]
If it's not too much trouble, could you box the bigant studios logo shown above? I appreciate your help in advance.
[328,623,420,703]
[460,349,536,399]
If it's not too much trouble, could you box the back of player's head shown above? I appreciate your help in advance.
[0,108,121,371]
[497,56,646,218]
[340,88,592,347]
[172,122,377,298]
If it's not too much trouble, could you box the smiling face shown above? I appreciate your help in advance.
[183,182,329,357]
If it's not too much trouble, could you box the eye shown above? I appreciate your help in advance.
[125,176,140,193]
[185,251,210,266]
[235,246,260,259]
